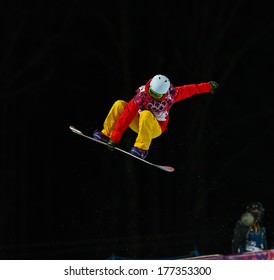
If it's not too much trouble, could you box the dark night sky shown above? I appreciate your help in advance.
[1,0,274,259]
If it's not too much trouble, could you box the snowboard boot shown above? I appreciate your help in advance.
[130,147,148,159]
[92,130,109,143]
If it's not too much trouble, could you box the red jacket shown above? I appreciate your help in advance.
[110,78,212,143]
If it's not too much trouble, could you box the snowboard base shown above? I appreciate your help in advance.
[69,126,175,172]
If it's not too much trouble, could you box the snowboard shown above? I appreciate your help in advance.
[69,126,175,172]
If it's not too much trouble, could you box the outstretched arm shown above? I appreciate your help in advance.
[173,81,218,102]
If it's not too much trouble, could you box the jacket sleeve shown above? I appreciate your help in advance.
[231,220,249,253]
[263,227,268,250]
[110,98,139,143]
[173,83,212,103]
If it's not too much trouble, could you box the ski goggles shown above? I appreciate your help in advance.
[149,87,164,99]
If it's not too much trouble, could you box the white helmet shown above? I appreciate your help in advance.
[149,74,170,95]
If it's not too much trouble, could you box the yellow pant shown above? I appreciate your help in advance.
[101,100,162,150]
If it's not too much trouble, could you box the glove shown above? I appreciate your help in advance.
[106,140,117,151]
[208,81,219,94]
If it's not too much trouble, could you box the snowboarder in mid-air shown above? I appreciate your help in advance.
[93,74,219,159]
